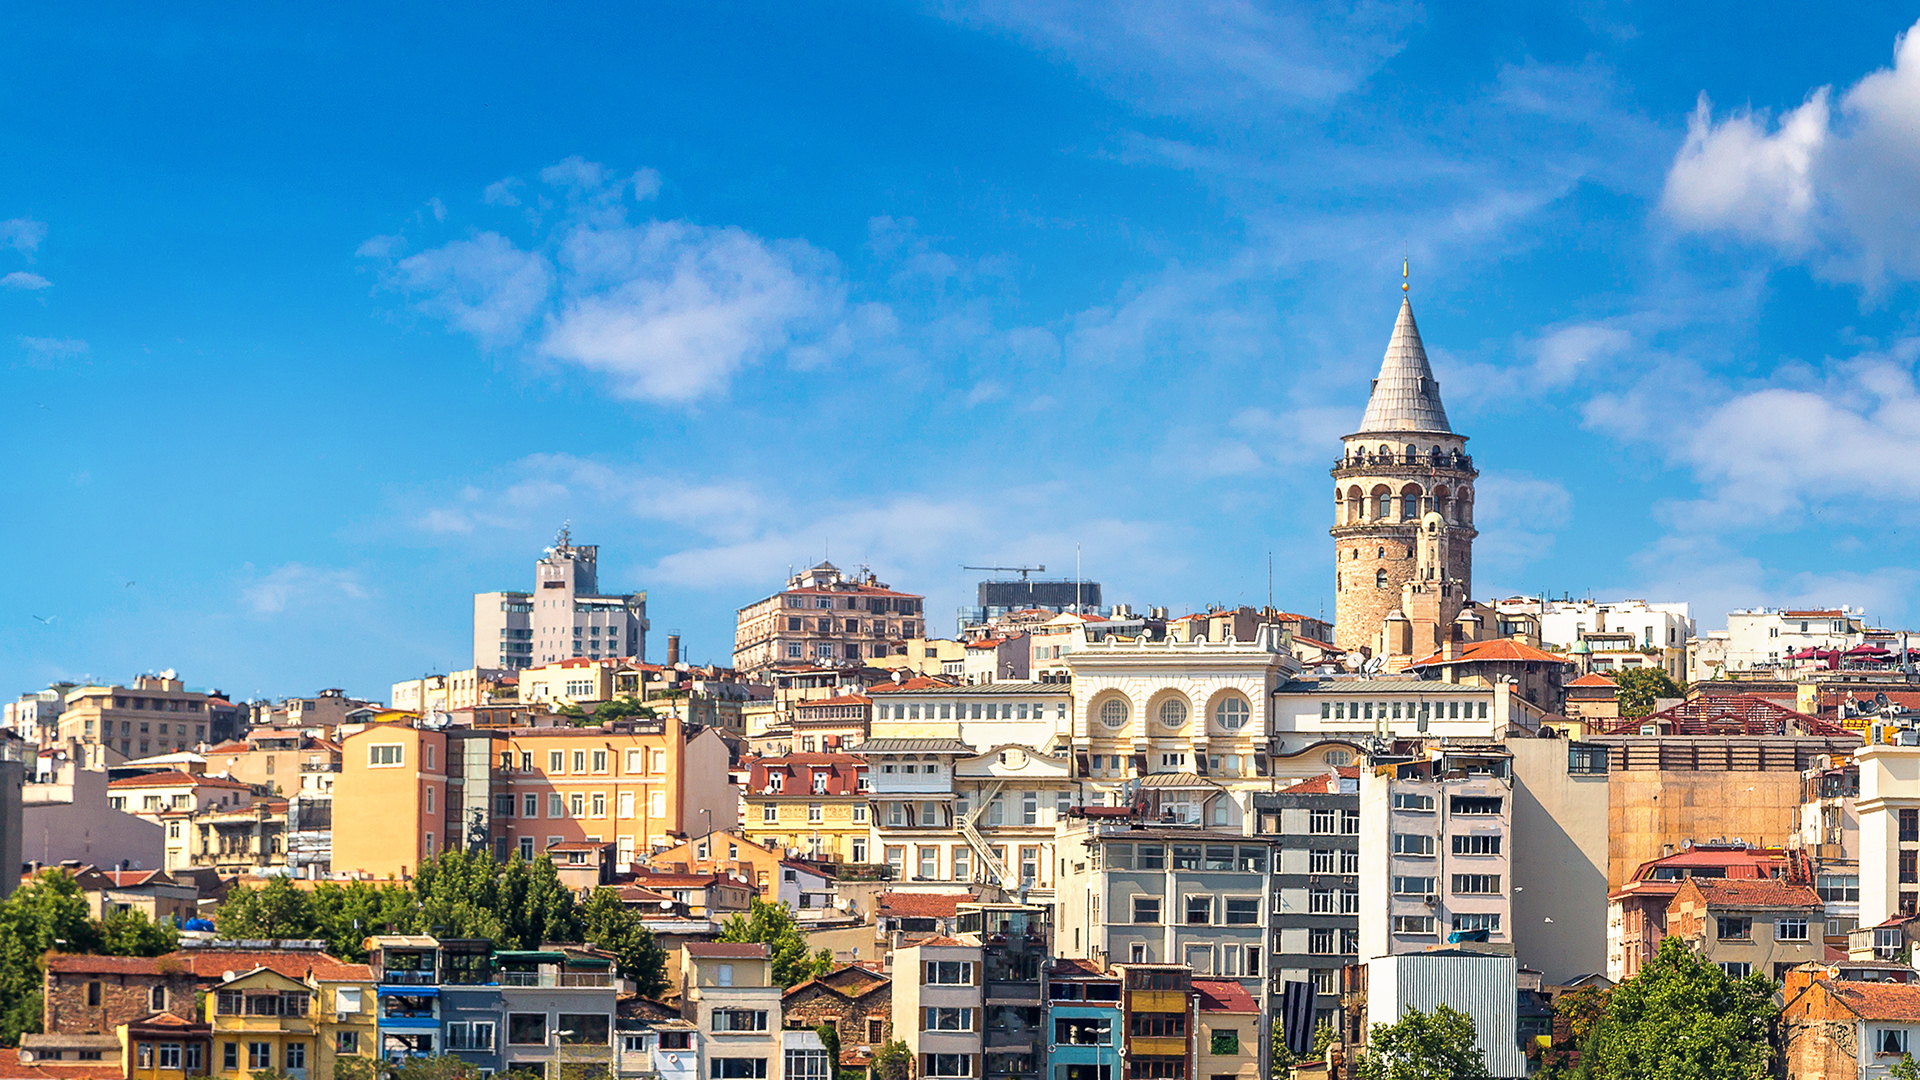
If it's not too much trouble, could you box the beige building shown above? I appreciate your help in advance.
[76,867,199,925]
[57,674,232,761]
[681,943,782,1080]
[202,729,342,796]
[520,658,621,707]
[473,529,649,671]
[733,561,925,675]
[1331,295,1477,654]
[109,771,254,818]
[870,639,968,680]
[160,798,288,875]
[1668,877,1824,980]
[890,937,983,1080]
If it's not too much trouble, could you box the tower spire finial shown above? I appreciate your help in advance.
[1402,245,1409,294]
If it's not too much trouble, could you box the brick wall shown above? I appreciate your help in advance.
[45,968,199,1035]
[782,982,892,1051]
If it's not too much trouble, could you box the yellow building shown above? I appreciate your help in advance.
[332,725,448,880]
[58,673,230,761]
[741,753,870,863]
[207,962,376,1080]
[120,1012,212,1080]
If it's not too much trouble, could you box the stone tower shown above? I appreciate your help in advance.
[1331,294,1478,653]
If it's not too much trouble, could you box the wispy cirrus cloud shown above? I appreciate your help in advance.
[0,218,47,256]
[239,563,371,615]
[2,271,50,290]
[364,158,892,404]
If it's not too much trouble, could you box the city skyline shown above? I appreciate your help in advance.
[7,5,1920,702]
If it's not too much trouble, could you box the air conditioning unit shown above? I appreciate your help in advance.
[1424,895,1438,907]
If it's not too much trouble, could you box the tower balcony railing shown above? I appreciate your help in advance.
[1332,452,1474,472]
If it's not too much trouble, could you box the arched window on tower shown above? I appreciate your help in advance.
[1375,490,1391,519]
[1377,546,1385,559]
[1375,569,1388,588]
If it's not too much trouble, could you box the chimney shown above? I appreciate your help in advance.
[667,635,681,667]
[1441,637,1457,662]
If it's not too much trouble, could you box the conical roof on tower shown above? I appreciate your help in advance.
[1356,298,1451,434]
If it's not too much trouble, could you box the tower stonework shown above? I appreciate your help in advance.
[1331,296,1478,654]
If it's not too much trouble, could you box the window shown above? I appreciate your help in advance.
[1055,1018,1111,1045]
[337,1032,359,1055]
[762,804,779,824]
[1776,918,1809,942]
[447,1022,495,1050]
[1309,928,1336,954]
[926,961,974,984]
[1450,796,1502,816]
[550,750,566,773]
[224,1044,238,1071]
[1309,809,1336,834]
[1903,809,1919,842]
[1392,834,1434,856]
[286,1043,306,1071]
[159,1044,182,1070]
[509,1013,549,1044]
[1157,698,1188,729]
[1341,850,1359,875]
[1225,897,1259,924]
[919,847,939,880]
[1393,916,1436,935]
[1567,745,1608,774]
[1717,916,1752,940]
[1451,913,1501,933]
[1099,698,1130,728]
[1880,1029,1910,1057]
[570,793,586,817]
[1452,874,1500,894]
[1818,874,1861,903]
[548,793,565,817]
[1214,697,1249,730]
[591,793,606,817]
[713,1009,769,1032]
[620,791,635,818]
[787,1049,833,1080]
[924,1008,974,1031]
[1185,896,1212,924]
[1130,1014,1185,1037]
[1133,897,1162,924]
[1210,1031,1240,1056]
[592,750,608,773]
[249,1043,273,1070]
[711,1060,769,1079]
[1452,835,1501,855]
[1310,849,1336,874]
[1341,809,1360,834]
[1393,876,1436,896]
[924,1055,972,1077]
[149,985,166,1011]
[661,1032,693,1050]
[1391,793,1434,811]
[88,982,102,1007]
[369,744,403,766]
[1903,851,1917,885]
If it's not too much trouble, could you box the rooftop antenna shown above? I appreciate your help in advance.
[556,520,571,550]
[1076,545,1082,612]
[1268,551,1273,613]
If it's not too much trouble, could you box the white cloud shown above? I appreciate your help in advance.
[1472,473,1574,586]
[1,271,50,290]
[369,159,876,403]
[0,217,47,255]
[240,564,371,615]
[19,336,87,360]
[1661,18,1920,286]
[391,232,554,345]
[943,0,1416,119]
[1619,535,1920,629]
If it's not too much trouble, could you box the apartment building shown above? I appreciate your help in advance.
[958,903,1048,1080]
[682,944,782,1080]
[868,680,1071,750]
[57,673,239,760]
[1357,744,1514,960]
[1855,742,1920,930]
[744,753,870,863]
[1065,629,1294,826]
[474,529,649,671]
[1054,812,1273,1059]
[893,937,984,1080]
[1112,965,1194,1080]
[110,772,254,819]
[161,798,288,876]
[332,725,454,879]
[1607,843,1816,980]
[207,961,376,1080]
[733,561,925,675]
[1270,679,1519,753]
[790,694,871,755]
[1195,979,1261,1080]
[202,728,342,795]
[1043,960,1121,1080]
[1254,770,1359,1032]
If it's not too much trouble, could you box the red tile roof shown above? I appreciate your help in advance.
[1048,958,1111,979]
[1827,981,1920,1021]
[911,936,972,948]
[1567,673,1618,687]
[868,677,960,694]
[46,954,170,975]
[107,771,253,791]
[877,892,969,918]
[1193,978,1259,1013]
[161,949,371,982]
[0,1049,123,1079]
[799,694,872,709]
[1278,768,1361,795]
[1683,878,1822,909]
[1408,639,1568,667]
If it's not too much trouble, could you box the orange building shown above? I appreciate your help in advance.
[332,716,738,878]
[332,725,449,880]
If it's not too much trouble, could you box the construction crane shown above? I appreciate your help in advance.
[962,564,1046,581]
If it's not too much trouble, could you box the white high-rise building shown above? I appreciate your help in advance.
[473,528,648,670]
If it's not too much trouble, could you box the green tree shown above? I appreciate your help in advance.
[716,898,833,987]
[580,888,669,997]
[1535,986,1608,1080]
[305,880,417,963]
[216,875,319,940]
[872,1039,912,1080]
[1357,1005,1490,1080]
[334,1054,483,1080]
[414,849,508,942]
[593,696,657,723]
[497,855,583,949]
[1613,669,1683,719]
[99,909,179,957]
[0,870,103,1044]
[1891,1055,1920,1080]
[1587,936,1776,1080]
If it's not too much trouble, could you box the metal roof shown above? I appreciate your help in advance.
[848,738,976,755]
[1355,298,1451,434]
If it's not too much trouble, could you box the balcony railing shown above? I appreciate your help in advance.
[380,971,438,986]
[499,970,613,988]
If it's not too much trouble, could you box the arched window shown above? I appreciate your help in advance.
[1214,697,1250,731]
[1405,444,1417,461]
[1374,490,1391,519]
[1377,546,1385,558]
[1099,698,1130,729]
[1400,484,1423,521]
[1375,569,1388,588]
[1158,698,1189,729]
[149,986,165,1011]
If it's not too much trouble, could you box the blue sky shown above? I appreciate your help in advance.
[7,3,1920,703]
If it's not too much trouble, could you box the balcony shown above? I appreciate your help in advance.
[1127,991,1185,1013]
[380,970,438,986]
[1128,1038,1185,1057]
[500,970,613,988]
